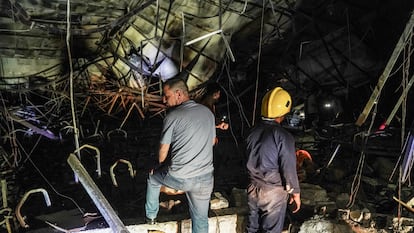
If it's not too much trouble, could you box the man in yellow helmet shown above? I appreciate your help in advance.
[246,87,301,233]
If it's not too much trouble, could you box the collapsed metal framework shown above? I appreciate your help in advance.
[0,1,414,232]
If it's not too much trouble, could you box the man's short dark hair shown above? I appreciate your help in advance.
[164,78,189,94]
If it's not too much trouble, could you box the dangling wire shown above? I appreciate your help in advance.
[397,167,402,225]
[401,30,412,151]
[16,136,85,215]
[347,100,378,208]
[388,30,414,186]
[63,0,85,215]
[396,31,412,226]
[66,0,81,181]
[252,0,266,126]
[221,58,251,129]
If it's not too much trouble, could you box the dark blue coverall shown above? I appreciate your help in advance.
[246,119,300,233]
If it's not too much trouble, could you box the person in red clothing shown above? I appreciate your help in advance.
[246,87,301,233]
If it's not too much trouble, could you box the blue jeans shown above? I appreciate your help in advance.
[145,170,214,233]
[246,183,288,233]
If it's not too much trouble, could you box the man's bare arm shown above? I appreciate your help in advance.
[159,143,170,163]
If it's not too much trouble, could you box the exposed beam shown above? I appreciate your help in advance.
[355,10,414,126]
[385,74,414,126]
[67,154,130,233]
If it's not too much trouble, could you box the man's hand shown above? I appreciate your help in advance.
[289,193,301,213]
[216,122,229,130]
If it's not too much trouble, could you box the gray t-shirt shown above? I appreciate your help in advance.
[160,100,215,178]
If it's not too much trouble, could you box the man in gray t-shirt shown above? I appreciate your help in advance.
[145,78,216,233]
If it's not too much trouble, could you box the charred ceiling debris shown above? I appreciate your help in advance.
[0,0,413,232]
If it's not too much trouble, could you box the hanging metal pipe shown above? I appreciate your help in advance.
[220,31,236,62]
[185,29,222,46]
[15,188,51,228]
[67,154,130,233]
[110,159,136,187]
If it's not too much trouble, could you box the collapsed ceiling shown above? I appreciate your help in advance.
[1,0,414,232]
[1,0,413,124]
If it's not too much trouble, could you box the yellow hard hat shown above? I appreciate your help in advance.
[261,87,292,118]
